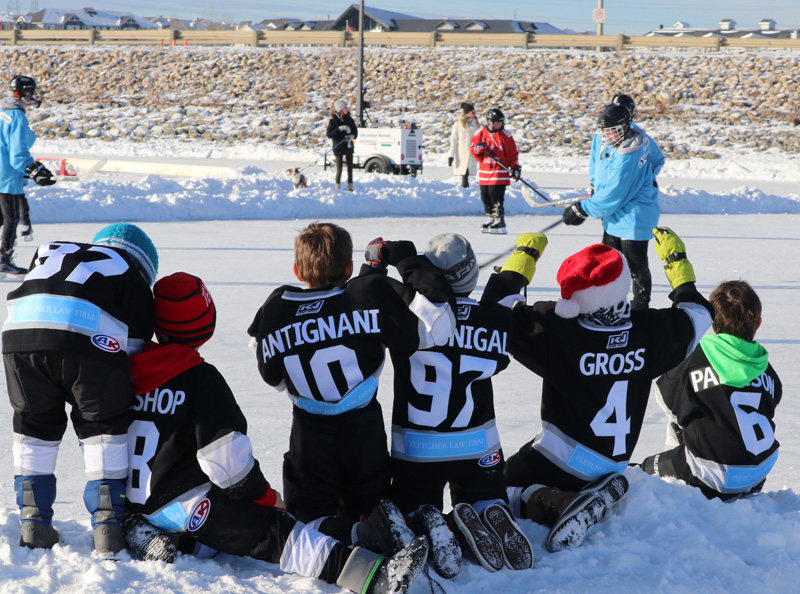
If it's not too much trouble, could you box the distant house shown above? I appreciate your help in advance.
[645,17,798,39]
[18,7,156,30]
[0,14,15,30]
[259,5,565,35]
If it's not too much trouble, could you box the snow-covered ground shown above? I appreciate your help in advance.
[0,135,798,593]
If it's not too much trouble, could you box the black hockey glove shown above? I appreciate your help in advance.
[473,142,487,156]
[512,167,521,181]
[365,237,388,269]
[382,240,417,267]
[26,161,56,186]
[562,202,588,226]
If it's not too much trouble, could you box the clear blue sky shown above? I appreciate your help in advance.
[34,1,800,35]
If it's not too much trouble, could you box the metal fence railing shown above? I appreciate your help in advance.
[1,29,799,51]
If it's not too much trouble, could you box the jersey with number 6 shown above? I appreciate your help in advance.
[2,241,154,363]
[506,287,712,481]
[389,296,512,463]
[656,340,781,484]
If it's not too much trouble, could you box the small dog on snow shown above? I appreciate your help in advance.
[288,168,308,189]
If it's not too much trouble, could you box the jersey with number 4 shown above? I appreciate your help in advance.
[389,296,512,463]
[127,343,270,518]
[2,241,154,363]
[508,292,712,480]
[656,341,781,492]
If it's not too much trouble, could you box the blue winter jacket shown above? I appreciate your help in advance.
[0,96,36,195]
[585,127,659,241]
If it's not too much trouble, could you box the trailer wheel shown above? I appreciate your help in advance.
[364,157,390,175]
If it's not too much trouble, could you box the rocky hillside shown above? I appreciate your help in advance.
[4,45,799,159]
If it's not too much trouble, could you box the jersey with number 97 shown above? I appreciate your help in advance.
[389,296,512,463]
[2,241,154,362]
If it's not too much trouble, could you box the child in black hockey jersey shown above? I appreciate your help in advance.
[642,280,782,500]
[124,272,428,594]
[483,226,714,552]
[4,223,157,554]
[387,233,534,576]
[248,222,456,543]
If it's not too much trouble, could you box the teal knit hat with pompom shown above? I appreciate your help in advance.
[92,223,158,285]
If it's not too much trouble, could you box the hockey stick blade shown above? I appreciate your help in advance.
[526,194,591,209]
[478,219,564,270]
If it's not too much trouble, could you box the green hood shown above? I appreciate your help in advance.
[699,333,768,388]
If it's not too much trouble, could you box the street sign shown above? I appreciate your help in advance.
[593,8,606,24]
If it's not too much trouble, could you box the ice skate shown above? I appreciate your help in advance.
[0,253,27,275]
[356,499,416,555]
[409,504,461,579]
[487,204,507,235]
[366,535,429,594]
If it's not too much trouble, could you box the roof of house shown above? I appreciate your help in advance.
[26,7,156,29]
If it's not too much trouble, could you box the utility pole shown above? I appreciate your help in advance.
[356,0,366,127]
[596,0,604,35]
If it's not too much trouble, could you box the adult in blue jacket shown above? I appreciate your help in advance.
[563,103,660,310]
[611,93,665,178]
[0,75,55,275]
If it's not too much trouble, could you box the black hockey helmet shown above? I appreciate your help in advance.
[10,75,40,107]
[597,104,631,148]
[612,93,636,119]
[487,108,505,130]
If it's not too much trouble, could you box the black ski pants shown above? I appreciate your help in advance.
[18,194,30,227]
[601,231,651,310]
[0,192,20,256]
[640,446,765,502]
[390,453,509,514]
[504,439,594,492]
[335,153,354,184]
[283,399,390,526]
[479,185,506,215]
[5,351,132,445]
[178,486,350,583]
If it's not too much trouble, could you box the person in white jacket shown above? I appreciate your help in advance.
[447,102,478,188]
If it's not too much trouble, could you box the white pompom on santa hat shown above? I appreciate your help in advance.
[554,244,631,319]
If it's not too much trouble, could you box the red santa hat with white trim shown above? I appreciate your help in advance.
[554,244,630,319]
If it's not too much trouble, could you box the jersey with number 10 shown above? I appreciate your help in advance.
[2,241,154,364]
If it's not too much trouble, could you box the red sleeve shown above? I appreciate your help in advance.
[469,128,485,160]
[505,132,520,169]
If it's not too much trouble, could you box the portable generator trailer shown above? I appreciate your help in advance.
[324,125,423,177]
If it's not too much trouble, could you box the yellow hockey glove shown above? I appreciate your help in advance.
[653,226,696,289]
[500,233,548,284]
